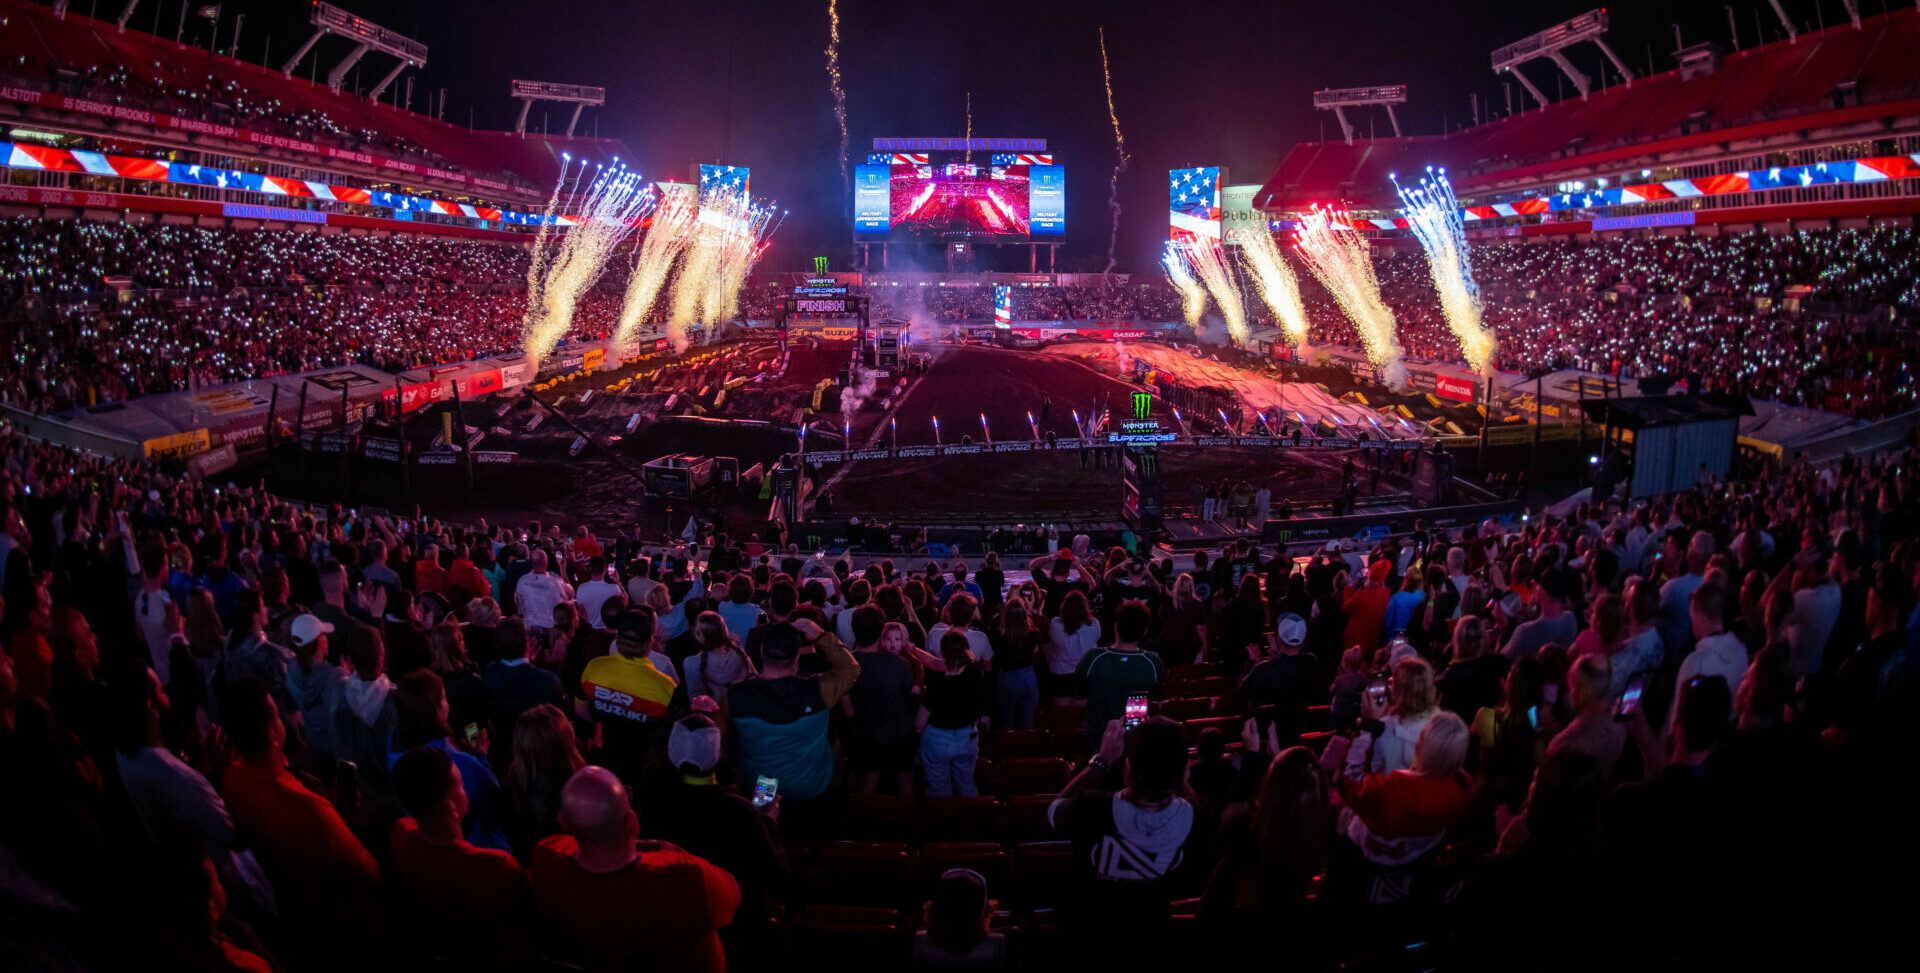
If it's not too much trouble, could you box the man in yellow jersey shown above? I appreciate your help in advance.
[579,606,680,783]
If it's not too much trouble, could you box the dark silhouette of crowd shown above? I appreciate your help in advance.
[0,416,1911,969]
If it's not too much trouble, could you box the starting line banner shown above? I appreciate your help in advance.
[801,435,1425,465]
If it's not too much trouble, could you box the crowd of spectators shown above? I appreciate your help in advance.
[0,413,1912,967]
[7,215,1919,419]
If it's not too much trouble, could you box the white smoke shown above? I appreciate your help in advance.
[839,364,880,419]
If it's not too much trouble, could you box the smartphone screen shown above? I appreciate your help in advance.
[1123,694,1150,729]
[751,775,778,807]
[1614,673,1646,721]
[1367,681,1390,710]
[463,722,482,747]
[1527,705,1539,729]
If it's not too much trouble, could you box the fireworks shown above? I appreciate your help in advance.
[1099,27,1128,277]
[1184,234,1249,346]
[612,186,699,351]
[826,0,849,193]
[523,156,580,321]
[666,183,779,352]
[522,162,654,365]
[1394,167,1498,374]
[1294,205,1409,389]
[1235,223,1311,349]
[1161,243,1207,329]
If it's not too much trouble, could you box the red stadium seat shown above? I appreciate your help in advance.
[791,906,908,966]
[921,842,1014,893]
[982,729,1052,760]
[998,757,1071,796]
[1015,842,1075,912]
[1002,795,1060,844]
[844,794,919,843]
[809,841,918,908]
[925,797,1004,843]
[1158,696,1215,721]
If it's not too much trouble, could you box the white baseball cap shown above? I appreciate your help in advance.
[1275,613,1307,646]
[289,614,334,646]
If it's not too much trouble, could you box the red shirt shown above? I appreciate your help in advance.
[1342,583,1391,649]
[389,818,533,963]
[531,834,740,973]
[222,758,382,930]
[448,559,492,599]
[415,559,449,596]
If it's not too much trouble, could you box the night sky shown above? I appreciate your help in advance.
[183,0,1850,271]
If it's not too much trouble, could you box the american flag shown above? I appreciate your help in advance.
[994,285,1012,327]
[699,164,751,196]
[1169,166,1222,241]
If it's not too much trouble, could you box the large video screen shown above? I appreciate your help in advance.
[854,152,1062,241]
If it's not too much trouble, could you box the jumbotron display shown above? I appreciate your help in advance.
[854,140,1064,241]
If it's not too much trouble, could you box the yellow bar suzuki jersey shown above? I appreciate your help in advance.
[580,653,677,729]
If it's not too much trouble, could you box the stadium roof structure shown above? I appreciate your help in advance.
[0,0,623,196]
[1256,6,1920,210]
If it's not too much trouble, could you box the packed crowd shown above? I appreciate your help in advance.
[1272,228,1920,417]
[861,283,1186,324]
[0,416,1910,968]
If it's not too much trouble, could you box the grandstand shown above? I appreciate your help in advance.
[1257,6,1920,228]
[0,0,622,234]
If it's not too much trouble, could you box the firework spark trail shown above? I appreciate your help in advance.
[965,92,972,166]
[522,164,652,364]
[612,187,700,350]
[1098,27,1128,277]
[1235,224,1311,349]
[1161,244,1208,328]
[1294,205,1409,389]
[522,157,579,323]
[703,191,778,327]
[1394,167,1498,374]
[826,0,849,192]
[1185,235,1249,346]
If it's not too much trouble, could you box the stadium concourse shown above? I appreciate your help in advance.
[3,0,1920,970]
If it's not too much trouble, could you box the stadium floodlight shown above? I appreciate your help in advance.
[510,81,607,137]
[1312,85,1408,143]
[281,2,428,98]
[1491,9,1633,109]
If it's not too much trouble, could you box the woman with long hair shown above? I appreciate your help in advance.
[1045,590,1101,704]
[685,609,756,701]
[1202,747,1334,945]
[427,622,490,741]
[387,670,512,852]
[991,598,1043,729]
[1218,575,1267,677]
[1371,656,1440,774]
[1436,615,1505,722]
[501,702,585,858]
[1157,574,1209,667]
[919,632,987,797]
[1471,655,1546,817]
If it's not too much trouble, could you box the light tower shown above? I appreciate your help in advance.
[1491,8,1634,109]
[1312,85,1409,144]
[281,2,428,98]
[510,80,607,137]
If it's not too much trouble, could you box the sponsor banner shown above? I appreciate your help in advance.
[1051,438,1083,450]
[500,362,534,390]
[895,445,938,458]
[142,428,211,460]
[186,444,238,480]
[461,368,504,398]
[803,449,848,464]
[992,441,1033,453]
[362,436,404,462]
[939,444,984,456]
[382,382,438,413]
[418,452,460,465]
[1407,371,1438,393]
[1436,374,1477,403]
[583,349,606,372]
[849,448,892,460]
[1029,165,1066,235]
[474,450,518,464]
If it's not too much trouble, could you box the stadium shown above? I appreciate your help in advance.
[0,0,1914,969]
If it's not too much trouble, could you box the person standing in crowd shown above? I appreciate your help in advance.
[1045,590,1101,704]
[1048,718,1203,962]
[846,610,919,795]
[990,599,1043,730]
[726,618,859,816]
[1241,613,1317,747]
[531,766,740,973]
[919,631,988,797]
[388,748,534,969]
[482,618,566,770]
[513,550,566,638]
[578,607,679,783]
[1076,601,1165,746]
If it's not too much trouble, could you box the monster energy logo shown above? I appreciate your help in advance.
[1132,391,1153,421]
[813,256,829,274]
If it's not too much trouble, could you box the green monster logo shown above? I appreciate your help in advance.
[1132,390,1153,421]
[813,256,829,275]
